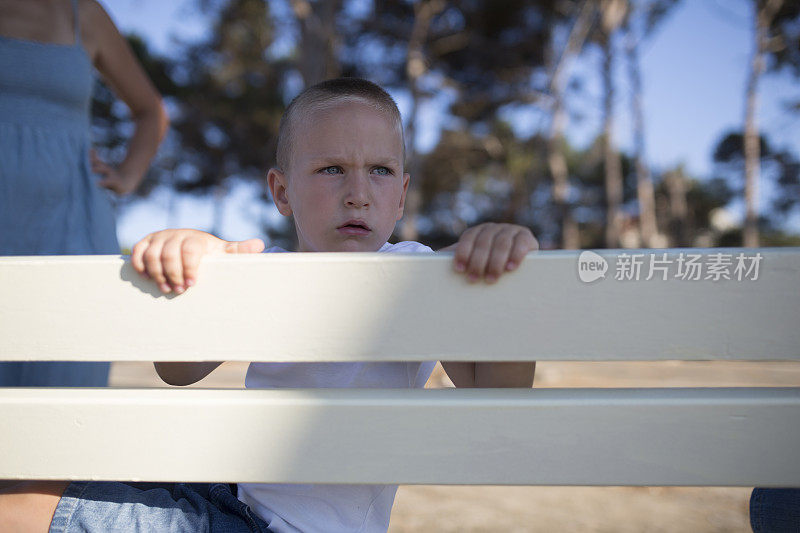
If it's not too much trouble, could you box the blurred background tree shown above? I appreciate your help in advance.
[92,0,800,252]
[741,0,800,247]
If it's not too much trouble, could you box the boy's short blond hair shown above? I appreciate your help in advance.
[276,77,405,172]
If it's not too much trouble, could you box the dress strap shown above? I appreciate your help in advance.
[71,0,81,45]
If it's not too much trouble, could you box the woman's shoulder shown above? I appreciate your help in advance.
[77,0,119,62]
[78,0,111,26]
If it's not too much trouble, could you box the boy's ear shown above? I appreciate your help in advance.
[396,172,410,220]
[267,168,292,216]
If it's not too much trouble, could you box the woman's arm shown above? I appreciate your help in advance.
[81,0,169,195]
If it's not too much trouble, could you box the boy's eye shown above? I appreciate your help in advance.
[320,166,342,175]
[372,166,392,176]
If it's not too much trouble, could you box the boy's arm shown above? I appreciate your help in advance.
[154,362,224,386]
[440,362,536,388]
[438,223,538,388]
[131,229,265,385]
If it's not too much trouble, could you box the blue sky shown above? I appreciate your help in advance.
[104,0,800,248]
[636,1,798,175]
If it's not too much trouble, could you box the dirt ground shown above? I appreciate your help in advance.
[110,360,800,532]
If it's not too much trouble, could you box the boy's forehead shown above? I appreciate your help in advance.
[293,100,405,157]
[305,99,397,127]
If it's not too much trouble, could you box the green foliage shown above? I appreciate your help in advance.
[89,0,799,248]
[762,0,800,77]
[712,130,800,227]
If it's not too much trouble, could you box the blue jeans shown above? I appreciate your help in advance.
[0,361,109,386]
[50,481,272,532]
[750,488,800,533]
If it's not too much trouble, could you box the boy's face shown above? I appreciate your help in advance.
[268,100,409,252]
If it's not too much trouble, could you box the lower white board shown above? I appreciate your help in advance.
[1,387,798,486]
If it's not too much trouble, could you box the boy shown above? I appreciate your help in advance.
[0,78,537,532]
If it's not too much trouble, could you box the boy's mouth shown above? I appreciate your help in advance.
[337,219,371,236]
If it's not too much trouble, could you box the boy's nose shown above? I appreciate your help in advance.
[344,172,371,208]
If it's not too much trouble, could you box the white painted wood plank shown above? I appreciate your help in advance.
[1,387,798,485]
[1,248,798,362]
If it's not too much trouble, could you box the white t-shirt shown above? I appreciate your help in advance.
[238,241,438,533]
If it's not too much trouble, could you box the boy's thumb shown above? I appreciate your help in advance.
[225,238,265,254]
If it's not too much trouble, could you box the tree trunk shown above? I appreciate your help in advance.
[546,0,594,249]
[548,104,580,249]
[664,167,689,247]
[600,0,626,249]
[401,69,422,241]
[400,0,445,242]
[743,0,783,247]
[291,0,342,87]
[624,11,659,248]
[601,38,623,249]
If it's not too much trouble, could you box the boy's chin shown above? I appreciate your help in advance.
[334,239,382,252]
[299,238,383,253]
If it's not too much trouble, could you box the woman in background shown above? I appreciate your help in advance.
[0,0,168,386]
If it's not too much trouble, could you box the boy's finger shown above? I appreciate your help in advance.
[141,237,169,292]
[181,239,205,287]
[161,237,187,292]
[484,227,517,282]
[465,224,497,282]
[130,235,152,275]
[225,238,265,254]
[453,226,480,272]
[507,231,538,270]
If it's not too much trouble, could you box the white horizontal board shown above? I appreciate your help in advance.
[1,387,798,485]
[1,248,798,362]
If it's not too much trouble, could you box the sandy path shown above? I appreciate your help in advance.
[110,361,800,532]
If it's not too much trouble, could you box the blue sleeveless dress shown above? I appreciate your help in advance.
[0,0,115,386]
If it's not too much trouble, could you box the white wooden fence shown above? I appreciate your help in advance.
[1,248,798,485]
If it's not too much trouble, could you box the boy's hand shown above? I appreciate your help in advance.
[131,229,265,294]
[448,223,538,284]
